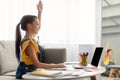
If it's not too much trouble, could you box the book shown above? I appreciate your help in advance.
[31,69,62,77]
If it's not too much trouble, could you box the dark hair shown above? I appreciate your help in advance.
[107,49,112,53]
[15,15,37,62]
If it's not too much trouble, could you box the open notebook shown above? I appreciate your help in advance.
[31,69,61,77]
[31,69,72,77]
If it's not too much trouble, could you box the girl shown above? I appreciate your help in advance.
[15,0,65,79]
[104,49,120,77]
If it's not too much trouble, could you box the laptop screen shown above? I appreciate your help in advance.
[91,47,103,67]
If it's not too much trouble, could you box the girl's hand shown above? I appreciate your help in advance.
[37,0,43,13]
[56,63,65,68]
[51,63,65,68]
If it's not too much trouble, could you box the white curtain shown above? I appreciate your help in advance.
[0,0,97,61]
[0,0,37,40]
[0,0,95,44]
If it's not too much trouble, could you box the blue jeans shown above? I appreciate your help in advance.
[16,62,36,79]
[106,62,115,71]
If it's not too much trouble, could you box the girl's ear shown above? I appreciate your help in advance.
[27,23,32,30]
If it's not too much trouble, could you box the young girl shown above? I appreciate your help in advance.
[104,49,120,77]
[15,0,65,79]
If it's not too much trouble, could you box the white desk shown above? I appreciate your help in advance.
[108,65,120,69]
[23,64,106,80]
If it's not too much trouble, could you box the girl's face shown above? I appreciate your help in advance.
[29,18,40,35]
[108,50,113,56]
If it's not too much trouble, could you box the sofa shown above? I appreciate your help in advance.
[0,41,66,80]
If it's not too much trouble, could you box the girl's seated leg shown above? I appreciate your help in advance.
[109,68,120,78]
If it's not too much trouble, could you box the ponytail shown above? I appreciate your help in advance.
[15,23,21,62]
[15,15,37,62]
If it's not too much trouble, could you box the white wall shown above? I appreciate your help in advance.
[96,0,102,47]
[102,1,120,64]
[102,34,120,64]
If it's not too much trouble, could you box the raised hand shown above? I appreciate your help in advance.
[37,0,43,13]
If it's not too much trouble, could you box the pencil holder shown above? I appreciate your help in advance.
[79,52,88,66]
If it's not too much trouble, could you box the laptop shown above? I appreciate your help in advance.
[91,47,103,67]
[73,47,103,69]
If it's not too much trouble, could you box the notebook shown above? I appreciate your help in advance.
[31,69,62,77]
[91,47,103,67]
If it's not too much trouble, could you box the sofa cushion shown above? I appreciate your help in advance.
[0,76,16,80]
[0,41,18,74]
[44,48,66,63]
[3,71,16,76]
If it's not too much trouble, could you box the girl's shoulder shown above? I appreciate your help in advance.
[21,38,36,45]
[109,58,116,64]
[21,38,31,45]
[110,58,115,61]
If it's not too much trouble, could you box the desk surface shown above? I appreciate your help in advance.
[107,65,120,69]
[23,64,106,80]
